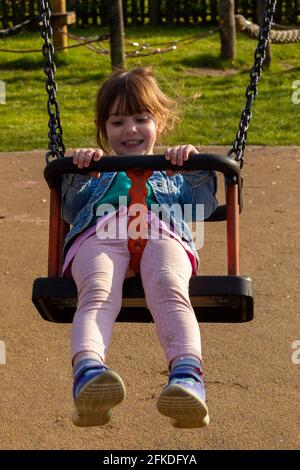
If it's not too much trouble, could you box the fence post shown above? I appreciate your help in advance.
[149,0,158,26]
[108,0,126,71]
[50,0,76,52]
[2,0,9,29]
[219,0,236,60]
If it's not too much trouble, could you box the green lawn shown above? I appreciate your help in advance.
[0,25,299,152]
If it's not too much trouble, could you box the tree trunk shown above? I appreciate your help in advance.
[108,0,126,71]
[257,0,271,66]
[219,0,236,60]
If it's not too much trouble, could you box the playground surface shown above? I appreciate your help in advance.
[0,146,299,450]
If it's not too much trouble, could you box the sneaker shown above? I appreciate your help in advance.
[157,357,209,428]
[72,359,126,426]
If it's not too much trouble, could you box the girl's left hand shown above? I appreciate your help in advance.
[164,145,198,176]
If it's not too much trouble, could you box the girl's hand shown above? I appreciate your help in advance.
[165,145,198,176]
[72,148,103,178]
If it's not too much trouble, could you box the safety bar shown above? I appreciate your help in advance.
[44,153,241,188]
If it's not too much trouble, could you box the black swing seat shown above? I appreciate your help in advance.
[32,275,253,323]
[32,153,253,324]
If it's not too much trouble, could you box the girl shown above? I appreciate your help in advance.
[61,67,218,428]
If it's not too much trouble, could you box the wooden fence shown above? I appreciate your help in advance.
[0,0,299,29]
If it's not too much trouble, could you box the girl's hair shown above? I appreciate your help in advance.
[95,67,177,152]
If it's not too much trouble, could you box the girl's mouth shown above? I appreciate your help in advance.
[122,139,143,148]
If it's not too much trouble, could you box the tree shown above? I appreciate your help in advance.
[219,0,236,60]
[108,0,125,70]
[257,0,271,66]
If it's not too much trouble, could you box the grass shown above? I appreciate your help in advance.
[0,24,299,152]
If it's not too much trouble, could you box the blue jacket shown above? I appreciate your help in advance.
[61,170,218,264]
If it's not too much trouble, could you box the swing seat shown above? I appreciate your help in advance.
[32,153,253,324]
[32,275,253,323]
[34,0,278,326]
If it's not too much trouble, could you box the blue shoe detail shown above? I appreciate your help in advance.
[72,359,126,427]
[157,357,209,428]
[73,359,108,401]
[168,357,206,403]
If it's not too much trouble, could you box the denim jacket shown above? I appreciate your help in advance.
[61,170,218,264]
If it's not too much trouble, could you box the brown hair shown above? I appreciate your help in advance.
[95,67,177,152]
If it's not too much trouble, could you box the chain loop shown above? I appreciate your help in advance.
[38,0,65,163]
[228,0,277,168]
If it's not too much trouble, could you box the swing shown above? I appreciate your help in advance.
[32,0,276,324]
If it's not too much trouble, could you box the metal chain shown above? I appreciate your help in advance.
[38,0,65,162]
[228,0,277,168]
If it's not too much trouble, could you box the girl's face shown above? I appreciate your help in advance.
[105,98,158,155]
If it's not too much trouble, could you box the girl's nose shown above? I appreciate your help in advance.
[124,118,137,134]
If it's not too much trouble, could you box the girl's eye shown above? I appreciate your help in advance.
[112,120,123,126]
[136,116,149,122]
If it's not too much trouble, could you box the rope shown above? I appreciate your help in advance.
[126,29,218,58]
[0,17,38,38]
[0,33,110,53]
[235,14,300,43]
[0,28,218,55]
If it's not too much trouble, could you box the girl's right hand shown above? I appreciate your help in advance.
[72,148,104,178]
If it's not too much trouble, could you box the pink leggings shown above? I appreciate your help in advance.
[71,234,202,365]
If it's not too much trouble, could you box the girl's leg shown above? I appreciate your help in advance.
[140,238,208,428]
[71,234,131,363]
[70,234,130,426]
[140,238,202,364]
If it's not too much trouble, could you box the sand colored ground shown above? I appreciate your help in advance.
[0,146,299,450]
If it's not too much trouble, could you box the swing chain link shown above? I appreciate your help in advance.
[39,0,65,163]
[228,0,277,168]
